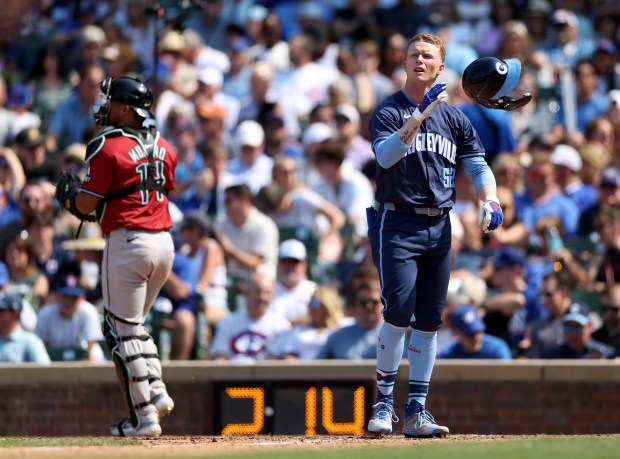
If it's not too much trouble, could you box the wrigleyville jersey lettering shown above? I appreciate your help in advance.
[80,127,178,234]
[369,90,485,208]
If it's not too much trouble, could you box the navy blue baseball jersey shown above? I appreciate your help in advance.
[369,90,485,207]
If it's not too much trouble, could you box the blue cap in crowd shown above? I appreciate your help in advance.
[600,168,620,188]
[563,303,592,326]
[492,247,527,269]
[449,305,486,337]
[7,84,32,107]
[54,273,85,297]
[0,292,22,312]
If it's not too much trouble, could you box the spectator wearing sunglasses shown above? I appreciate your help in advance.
[317,275,385,360]
[542,302,614,359]
[593,283,620,355]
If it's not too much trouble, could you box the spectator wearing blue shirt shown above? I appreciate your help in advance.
[0,292,50,363]
[538,9,596,70]
[317,276,385,360]
[459,103,517,162]
[555,60,608,136]
[46,64,104,153]
[551,144,598,213]
[514,152,580,238]
[543,303,615,359]
[438,305,511,360]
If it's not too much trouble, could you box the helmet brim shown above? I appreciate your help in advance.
[492,58,521,99]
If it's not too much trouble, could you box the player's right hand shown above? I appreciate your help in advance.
[412,82,448,123]
[479,196,504,233]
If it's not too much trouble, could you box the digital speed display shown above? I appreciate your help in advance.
[214,381,375,436]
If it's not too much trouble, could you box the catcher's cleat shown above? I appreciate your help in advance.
[367,401,399,434]
[110,418,161,437]
[402,406,449,438]
[152,392,174,420]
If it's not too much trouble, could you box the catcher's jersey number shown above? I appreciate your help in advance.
[215,382,374,436]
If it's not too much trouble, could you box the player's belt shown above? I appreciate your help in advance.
[383,202,449,217]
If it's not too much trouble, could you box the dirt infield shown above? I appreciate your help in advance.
[4,434,619,458]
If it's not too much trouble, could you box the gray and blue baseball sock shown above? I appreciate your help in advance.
[407,329,437,413]
[375,323,407,405]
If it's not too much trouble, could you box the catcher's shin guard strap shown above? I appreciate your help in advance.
[104,311,151,425]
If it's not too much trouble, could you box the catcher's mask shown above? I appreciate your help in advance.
[93,76,154,127]
[462,57,532,111]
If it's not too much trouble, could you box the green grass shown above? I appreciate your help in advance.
[1,436,618,459]
[0,436,139,447]
[207,437,620,459]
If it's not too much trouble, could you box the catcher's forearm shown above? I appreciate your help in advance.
[74,192,101,215]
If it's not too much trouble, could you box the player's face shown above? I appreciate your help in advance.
[404,41,444,87]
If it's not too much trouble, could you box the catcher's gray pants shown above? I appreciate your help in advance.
[103,228,175,424]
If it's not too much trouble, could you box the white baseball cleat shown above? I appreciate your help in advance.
[110,419,162,437]
[367,402,399,434]
[402,409,449,438]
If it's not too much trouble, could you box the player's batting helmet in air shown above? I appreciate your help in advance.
[94,76,154,127]
[462,57,532,111]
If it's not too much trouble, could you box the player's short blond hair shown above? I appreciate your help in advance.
[407,33,446,62]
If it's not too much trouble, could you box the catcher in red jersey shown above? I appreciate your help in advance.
[58,76,177,437]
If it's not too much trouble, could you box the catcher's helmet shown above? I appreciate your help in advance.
[462,57,531,111]
[94,76,154,126]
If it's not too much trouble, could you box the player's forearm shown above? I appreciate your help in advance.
[461,156,497,198]
[374,118,421,169]
[74,192,101,215]
[398,117,422,145]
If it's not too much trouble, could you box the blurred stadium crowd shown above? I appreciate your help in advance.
[0,0,620,364]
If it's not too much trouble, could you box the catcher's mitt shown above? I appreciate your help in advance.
[55,168,96,222]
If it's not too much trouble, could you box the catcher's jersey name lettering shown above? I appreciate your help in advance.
[406,133,456,164]
[128,144,167,162]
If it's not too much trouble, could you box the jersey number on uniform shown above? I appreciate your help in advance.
[443,167,455,189]
[135,161,166,204]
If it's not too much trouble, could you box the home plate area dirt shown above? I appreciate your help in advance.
[6,434,618,459]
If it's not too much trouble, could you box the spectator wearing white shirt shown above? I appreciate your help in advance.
[214,183,279,282]
[270,240,317,326]
[226,121,274,194]
[34,273,105,362]
[182,28,230,76]
[334,103,375,171]
[312,140,375,238]
[209,271,290,361]
[273,33,340,139]
[280,285,345,360]
[196,67,240,133]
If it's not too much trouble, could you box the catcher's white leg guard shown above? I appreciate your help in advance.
[139,324,166,396]
[104,311,158,428]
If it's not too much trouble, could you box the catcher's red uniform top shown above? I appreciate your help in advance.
[81,127,177,235]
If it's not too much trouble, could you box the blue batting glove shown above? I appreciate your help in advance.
[479,196,504,232]
[413,82,448,122]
